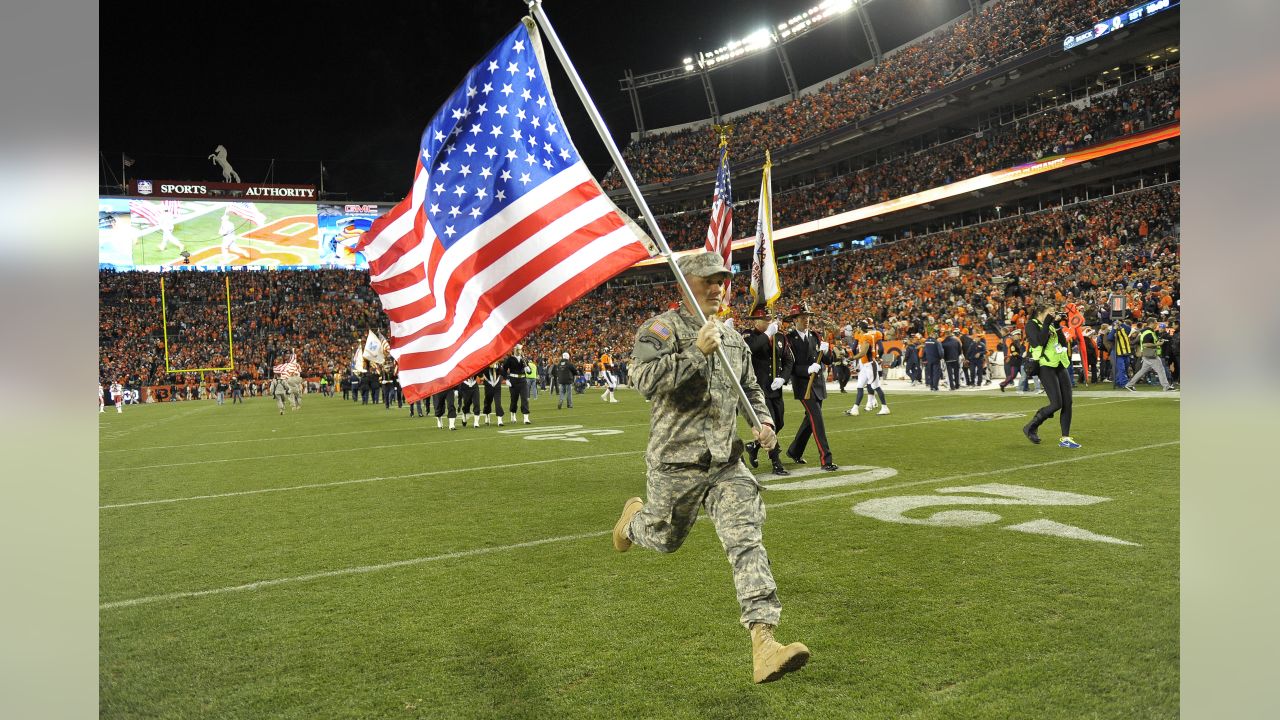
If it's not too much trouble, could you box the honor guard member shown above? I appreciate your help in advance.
[742,306,795,476]
[482,361,505,426]
[611,251,808,684]
[784,302,838,470]
[381,362,400,409]
[503,345,531,424]
[358,368,372,404]
[432,384,459,430]
[554,353,578,409]
[459,371,482,427]
[942,330,963,390]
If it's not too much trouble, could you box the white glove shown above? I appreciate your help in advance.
[764,321,779,338]
[770,377,785,391]
[808,362,822,375]
[723,317,734,330]
[819,341,829,353]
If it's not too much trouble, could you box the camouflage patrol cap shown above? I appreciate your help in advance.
[676,251,733,278]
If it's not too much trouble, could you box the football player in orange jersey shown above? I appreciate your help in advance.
[599,348,619,403]
[844,319,890,416]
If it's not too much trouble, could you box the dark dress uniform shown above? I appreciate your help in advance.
[785,325,836,469]
[743,324,794,473]
[482,364,504,421]
[503,354,530,417]
[432,384,458,423]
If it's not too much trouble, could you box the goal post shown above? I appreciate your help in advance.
[160,274,235,374]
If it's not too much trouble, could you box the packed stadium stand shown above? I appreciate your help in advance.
[98,0,1179,398]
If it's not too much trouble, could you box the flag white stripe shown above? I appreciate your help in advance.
[396,226,639,386]
[392,193,618,351]
[368,161,590,273]
[373,163,596,319]
[370,168,592,306]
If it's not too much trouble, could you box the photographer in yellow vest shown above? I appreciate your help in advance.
[1021,299,1080,449]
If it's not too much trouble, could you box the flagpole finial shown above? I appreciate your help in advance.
[711,124,733,147]
[764,149,771,169]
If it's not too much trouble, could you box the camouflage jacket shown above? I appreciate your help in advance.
[631,308,769,467]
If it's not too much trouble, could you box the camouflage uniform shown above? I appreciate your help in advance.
[622,301,781,628]
[270,377,289,413]
[284,374,303,410]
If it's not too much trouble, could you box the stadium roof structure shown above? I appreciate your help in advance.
[619,0,986,135]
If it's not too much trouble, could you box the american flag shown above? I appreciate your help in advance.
[273,353,301,377]
[129,200,166,226]
[356,19,655,403]
[227,202,266,226]
[130,200,182,228]
[704,137,734,309]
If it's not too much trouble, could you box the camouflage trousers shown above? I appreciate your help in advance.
[626,459,782,627]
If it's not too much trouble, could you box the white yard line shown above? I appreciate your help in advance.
[100,422,654,472]
[98,404,216,441]
[100,450,645,509]
[99,531,608,610]
[99,405,645,453]
[99,440,1177,610]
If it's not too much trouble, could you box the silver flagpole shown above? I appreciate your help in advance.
[525,0,765,430]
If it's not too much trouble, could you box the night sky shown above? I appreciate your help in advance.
[99,0,970,200]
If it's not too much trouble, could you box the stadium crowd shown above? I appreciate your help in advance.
[522,184,1179,360]
[603,0,1144,188]
[98,269,383,391]
[653,68,1179,249]
[98,183,1178,397]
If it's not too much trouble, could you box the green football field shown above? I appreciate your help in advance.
[99,384,1179,719]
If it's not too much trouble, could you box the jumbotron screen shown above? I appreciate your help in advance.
[98,198,389,270]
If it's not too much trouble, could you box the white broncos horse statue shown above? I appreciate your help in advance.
[208,145,241,183]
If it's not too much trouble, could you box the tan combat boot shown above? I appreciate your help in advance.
[750,623,810,684]
[611,497,643,552]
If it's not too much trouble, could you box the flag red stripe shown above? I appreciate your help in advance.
[370,263,426,295]
[377,180,605,328]
[396,241,650,401]
[393,212,629,369]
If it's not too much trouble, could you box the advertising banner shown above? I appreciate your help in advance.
[316,203,393,270]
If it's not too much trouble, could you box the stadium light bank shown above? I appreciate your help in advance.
[685,0,857,72]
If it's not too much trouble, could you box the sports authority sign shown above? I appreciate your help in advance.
[131,180,317,201]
